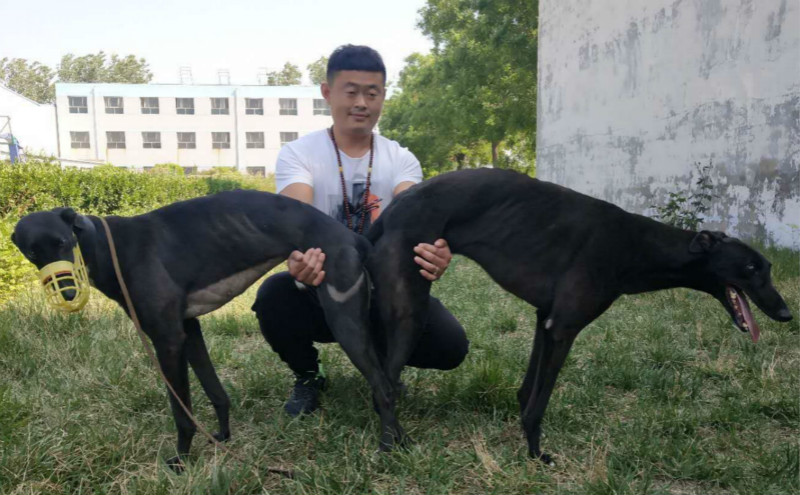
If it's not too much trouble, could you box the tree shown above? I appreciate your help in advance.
[0,58,55,103]
[57,52,153,83]
[381,0,538,173]
[266,62,302,86]
[307,56,329,85]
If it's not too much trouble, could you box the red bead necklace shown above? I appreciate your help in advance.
[328,126,374,234]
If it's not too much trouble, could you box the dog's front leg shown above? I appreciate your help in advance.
[521,272,614,465]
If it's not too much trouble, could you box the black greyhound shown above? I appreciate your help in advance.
[366,168,793,463]
[11,190,402,470]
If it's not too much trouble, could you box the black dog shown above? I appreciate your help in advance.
[12,190,401,470]
[366,168,793,463]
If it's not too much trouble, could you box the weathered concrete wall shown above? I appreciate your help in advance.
[537,0,799,248]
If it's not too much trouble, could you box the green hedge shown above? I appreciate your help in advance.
[0,158,275,304]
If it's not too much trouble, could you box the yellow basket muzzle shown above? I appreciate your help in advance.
[38,245,90,313]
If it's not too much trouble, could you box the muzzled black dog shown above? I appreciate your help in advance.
[366,168,793,463]
[11,190,401,471]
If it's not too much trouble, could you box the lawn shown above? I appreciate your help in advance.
[1,246,797,494]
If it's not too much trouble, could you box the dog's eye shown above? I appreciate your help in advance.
[745,263,756,272]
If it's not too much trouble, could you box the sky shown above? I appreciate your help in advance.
[1,0,434,85]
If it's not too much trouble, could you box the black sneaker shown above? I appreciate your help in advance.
[284,375,326,417]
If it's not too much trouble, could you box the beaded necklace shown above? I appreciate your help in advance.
[328,126,374,234]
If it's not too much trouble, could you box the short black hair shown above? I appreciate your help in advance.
[327,45,386,83]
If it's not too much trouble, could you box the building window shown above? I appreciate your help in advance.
[279,98,297,115]
[280,132,298,147]
[177,132,196,149]
[176,98,195,115]
[245,98,263,115]
[313,99,331,116]
[142,131,161,149]
[212,132,230,149]
[141,97,159,114]
[246,166,266,177]
[104,97,124,114]
[246,132,265,149]
[68,96,88,114]
[182,166,197,175]
[70,131,90,148]
[211,98,229,115]
[106,131,126,149]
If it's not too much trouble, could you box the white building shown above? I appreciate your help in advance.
[0,84,58,157]
[56,83,334,174]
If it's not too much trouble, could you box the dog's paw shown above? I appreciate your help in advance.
[531,451,556,467]
[397,433,415,449]
[209,431,231,444]
[166,455,186,474]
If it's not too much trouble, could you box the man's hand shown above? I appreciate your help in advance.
[288,248,326,286]
[413,239,452,282]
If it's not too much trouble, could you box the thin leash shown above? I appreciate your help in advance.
[98,216,293,479]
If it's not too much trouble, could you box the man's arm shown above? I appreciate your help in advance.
[279,181,326,286]
[281,183,314,205]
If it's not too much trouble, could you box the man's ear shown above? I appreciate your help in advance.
[321,81,331,102]
[689,230,727,253]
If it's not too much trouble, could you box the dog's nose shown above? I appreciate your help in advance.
[777,307,793,321]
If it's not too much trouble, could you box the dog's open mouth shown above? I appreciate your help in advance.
[726,285,760,343]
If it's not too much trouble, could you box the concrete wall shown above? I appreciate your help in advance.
[56,83,333,173]
[537,0,799,248]
[0,85,58,156]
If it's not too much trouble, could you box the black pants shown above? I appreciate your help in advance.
[252,272,469,377]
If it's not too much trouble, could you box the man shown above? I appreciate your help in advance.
[252,45,469,417]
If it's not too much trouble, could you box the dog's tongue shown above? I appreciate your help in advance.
[735,291,760,343]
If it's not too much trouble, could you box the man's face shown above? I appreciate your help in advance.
[322,70,385,136]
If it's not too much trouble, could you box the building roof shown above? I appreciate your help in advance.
[55,83,325,98]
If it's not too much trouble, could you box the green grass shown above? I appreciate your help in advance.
[0,248,798,494]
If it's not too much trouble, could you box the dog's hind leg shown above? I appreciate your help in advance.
[184,318,231,443]
[319,247,407,452]
[149,327,195,471]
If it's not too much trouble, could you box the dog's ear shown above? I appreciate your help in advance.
[56,208,78,227]
[689,230,727,253]
[10,232,16,246]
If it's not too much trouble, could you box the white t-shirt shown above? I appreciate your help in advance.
[275,129,422,233]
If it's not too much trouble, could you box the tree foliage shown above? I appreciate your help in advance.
[0,58,56,103]
[267,62,302,86]
[1,52,153,104]
[380,0,538,175]
[57,52,153,84]
[307,56,329,85]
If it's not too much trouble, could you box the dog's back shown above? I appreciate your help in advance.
[371,169,647,301]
